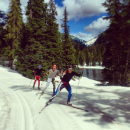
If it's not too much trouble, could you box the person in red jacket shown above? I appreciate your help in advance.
[33,65,45,90]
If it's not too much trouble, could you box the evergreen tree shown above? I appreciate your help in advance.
[61,7,76,68]
[84,47,90,66]
[79,49,86,66]
[5,0,23,61]
[121,0,130,85]
[75,42,80,65]
[0,25,6,56]
[102,0,130,85]
[16,0,48,78]
[46,0,63,68]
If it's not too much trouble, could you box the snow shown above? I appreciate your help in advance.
[85,37,98,46]
[78,65,105,69]
[0,65,130,130]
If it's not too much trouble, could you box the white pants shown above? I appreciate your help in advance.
[43,78,55,92]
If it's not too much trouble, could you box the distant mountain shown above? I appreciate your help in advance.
[70,35,99,47]
[70,35,86,44]
[84,37,98,46]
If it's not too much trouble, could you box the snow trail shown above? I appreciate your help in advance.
[1,66,130,130]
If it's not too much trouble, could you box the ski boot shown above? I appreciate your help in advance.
[67,99,72,106]
[32,85,35,89]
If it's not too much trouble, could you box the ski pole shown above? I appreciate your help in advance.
[72,78,81,103]
[29,72,35,88]
[29,79,33,88]
[72,68,84,103]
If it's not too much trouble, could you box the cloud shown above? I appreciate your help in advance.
[0,0,9,12]
[60,0,106,21]
[55,0,107,33]
[0,0,107,22]
[0,0,107,24]
[71,17,110,41]
[84,17,110,35]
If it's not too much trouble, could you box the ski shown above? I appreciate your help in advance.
[39,104,48,114]
[30,87,34,91]
[39,95,56,113]
[59,103,89,112]
[35,89,42,96]
[31,87,41,92]
[38,91,44,99]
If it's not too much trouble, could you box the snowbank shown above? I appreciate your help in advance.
[78,65,105,69]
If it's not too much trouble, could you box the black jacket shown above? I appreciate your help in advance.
[61,71,82,82]
[34,68,45,76]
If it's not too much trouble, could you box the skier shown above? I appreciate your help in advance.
[41,65,61,95]
[46,66,84,105]
[33,65,45,90]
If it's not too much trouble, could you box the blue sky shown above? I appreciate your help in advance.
[0,0,110,41]
[54,0,63,6]
[53,0,110,41]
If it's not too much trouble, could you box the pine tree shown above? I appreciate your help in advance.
[0,25,7,56]
[102,0,130,85]
[16,0,48,78]
[84,47,90,66]
[75,42,80,65]
[5,0,23,60]
[61,7,76,69]
[46,0,63,68]
[121,0,130,85]
[79,49,86,66]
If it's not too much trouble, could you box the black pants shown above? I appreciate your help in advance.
[52,78,55,93]
[53,82,72,103]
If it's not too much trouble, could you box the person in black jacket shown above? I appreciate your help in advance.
[47,66,84,105]
[33,65,45,90]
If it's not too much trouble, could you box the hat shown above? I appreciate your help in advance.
[53,65,56,67]
[39,65,42,68]
[69,66,72,70]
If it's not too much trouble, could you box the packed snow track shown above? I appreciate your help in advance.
[0,66,130,130]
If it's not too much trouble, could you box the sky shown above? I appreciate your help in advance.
[0,0,110,41]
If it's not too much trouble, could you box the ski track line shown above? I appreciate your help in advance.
[44,102,83,130]
[36,104,69,130]
[9,89,34,130]
[0,88,11,130]
[34,109,55,130]
[33,104,57,130]
[8,89,25,130]
[16,91,35,130]
[57,103,83,130]
[34,99,82,130]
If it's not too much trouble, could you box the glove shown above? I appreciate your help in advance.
[60,76,63,80]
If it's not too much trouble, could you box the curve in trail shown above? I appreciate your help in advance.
[7,89,35,130]
[13,90,35,130]
[16,91,35,130]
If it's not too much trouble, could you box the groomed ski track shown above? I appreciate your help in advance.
[0,66,130,130]
[0,66,88,130]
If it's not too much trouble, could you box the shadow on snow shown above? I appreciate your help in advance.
[9,84,130,128]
